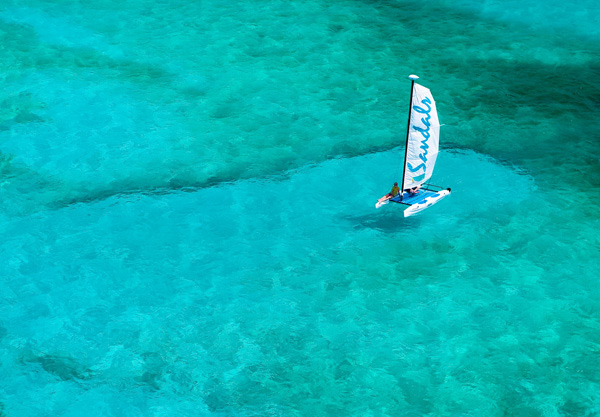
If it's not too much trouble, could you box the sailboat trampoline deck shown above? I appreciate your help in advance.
[389,190,439,206]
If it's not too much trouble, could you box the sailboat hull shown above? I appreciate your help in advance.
[374,189,451,215]
[375,200,389,209]
[402,189,451,217]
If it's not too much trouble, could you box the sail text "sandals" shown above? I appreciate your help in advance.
[407,97,432,182]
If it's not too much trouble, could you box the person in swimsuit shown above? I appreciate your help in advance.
[378,182,400,203]
[404,184,422,195]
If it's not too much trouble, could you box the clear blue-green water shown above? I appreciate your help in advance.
[1,0,599,415]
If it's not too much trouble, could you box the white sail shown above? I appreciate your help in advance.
[402,83,440,189]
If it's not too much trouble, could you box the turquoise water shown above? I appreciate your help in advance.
[1,0,599,415]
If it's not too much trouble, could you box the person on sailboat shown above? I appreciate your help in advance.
[404,184,422,195]
[378,182,400,203]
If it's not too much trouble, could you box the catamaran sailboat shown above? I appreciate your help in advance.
[376,75,451,216]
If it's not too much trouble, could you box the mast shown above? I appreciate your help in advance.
[400,74,419,200]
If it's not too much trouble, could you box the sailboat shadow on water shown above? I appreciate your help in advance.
[343,211,423,234]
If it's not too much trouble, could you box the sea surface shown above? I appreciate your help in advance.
[1,0,599,415]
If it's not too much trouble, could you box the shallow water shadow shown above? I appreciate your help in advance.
[344,209,422,234]
[20,351,91,382]
[2,144,397,216]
